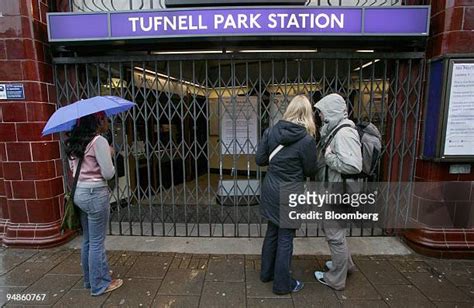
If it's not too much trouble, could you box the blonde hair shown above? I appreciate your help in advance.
[282,95,316,137]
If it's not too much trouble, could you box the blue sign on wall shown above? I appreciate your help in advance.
[0,84,25,100]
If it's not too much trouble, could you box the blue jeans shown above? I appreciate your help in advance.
[260,221,297,294]
[74,186,111,296]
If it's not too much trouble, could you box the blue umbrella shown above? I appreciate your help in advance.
[42,96,136,136]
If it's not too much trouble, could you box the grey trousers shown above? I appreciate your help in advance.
[322,221,356,290]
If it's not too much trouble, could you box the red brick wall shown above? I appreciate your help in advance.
[405,0,474,258]
[0,0,72,246]
[417,0,474,182]
[428,0,474,59]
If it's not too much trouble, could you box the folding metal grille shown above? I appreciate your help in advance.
[53,52,424,237]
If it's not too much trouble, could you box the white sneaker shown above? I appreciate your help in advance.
[314,271,329,286]
[325,260,333,271]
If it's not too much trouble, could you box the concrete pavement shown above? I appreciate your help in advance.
[0,246,472,307]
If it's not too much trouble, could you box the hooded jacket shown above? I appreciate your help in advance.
[256,120,318,226]
[314,94,362,183]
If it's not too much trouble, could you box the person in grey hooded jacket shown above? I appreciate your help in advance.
[313,93,363,290]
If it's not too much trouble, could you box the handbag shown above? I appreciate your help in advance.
[61,157,84,231]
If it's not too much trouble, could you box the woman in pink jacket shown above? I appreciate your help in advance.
[66,112,123,296]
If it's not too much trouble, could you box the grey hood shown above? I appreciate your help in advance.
[314,93,363,182]
[314,93,348,139]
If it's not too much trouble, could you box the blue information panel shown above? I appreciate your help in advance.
[0,84,25,100]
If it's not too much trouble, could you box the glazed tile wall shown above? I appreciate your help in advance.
[0,0,71,246]
[407,0,474,257]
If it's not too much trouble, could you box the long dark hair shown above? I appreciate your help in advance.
[65,113,101,159]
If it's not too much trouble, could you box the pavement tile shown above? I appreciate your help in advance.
[153,295,200,308]
[459,286,474,300]
[334,271,381,300]
[340,300,389,307]
[108,251,139,267]
[206,258,245,282]
[424,260,473,275]
[227,254,245,260]
[179,256,192,269]
[389,260,430,273]
[197,258,208,271]
[433,302,474,308]
[245,270,290,299]
[48,253,82,275]
[5,274,80,306]
[103,277,161,307]
[444,272,474,287]
[290,259,322,282]
[0,287,27,307]
[0,261,57,287]
[210,254,227,260]
[199,281,246,307]
[353,255,387,261]
[246,298,294,308]
[53,288,110,307]
[158,269,205,296]
[71,277,86,290]
[403,272,472,303]
[246,255,260,260]
[126,255,172,279]
[0,250,38,276]
[291,282,340,307]
[374,284,432,308]
[355,260,409,285]
[189,258,203,270]
[110,265,133,279]
[171,256,184,269]
[245,260,255,271]
[28,250,73,264]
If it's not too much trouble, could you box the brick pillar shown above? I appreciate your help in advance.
[0,0,74,247]
[404,0,474,258]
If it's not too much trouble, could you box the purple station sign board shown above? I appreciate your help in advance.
[48,6,430,42]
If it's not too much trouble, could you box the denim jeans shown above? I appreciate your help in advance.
[74,186,111,296]
[260,221,297,294]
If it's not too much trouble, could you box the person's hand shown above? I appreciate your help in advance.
[325,145,332,156]
[110,146,115,156]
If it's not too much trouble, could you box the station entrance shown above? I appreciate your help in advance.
[54,52,424,237]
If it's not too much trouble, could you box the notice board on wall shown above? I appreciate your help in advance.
[423,56,474,162]
[440,59,474,160]
[442,62,474,157]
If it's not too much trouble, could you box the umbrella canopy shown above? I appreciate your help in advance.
[42,96,136,136]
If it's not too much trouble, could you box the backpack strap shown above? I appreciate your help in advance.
[269,144,284,162]
[322,123,353,187]
[320,123,353,152]
[70,157,84,203]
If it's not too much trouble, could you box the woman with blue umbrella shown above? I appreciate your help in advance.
[43,96,135,296]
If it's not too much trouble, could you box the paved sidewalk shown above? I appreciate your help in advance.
[0,248,472,307]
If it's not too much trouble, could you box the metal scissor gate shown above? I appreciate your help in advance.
[53,52,424,237]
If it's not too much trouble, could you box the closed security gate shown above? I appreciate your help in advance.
[54,52,424,237]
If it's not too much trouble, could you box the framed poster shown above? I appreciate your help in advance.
[220,96,258,155]
[440,59,474,160]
